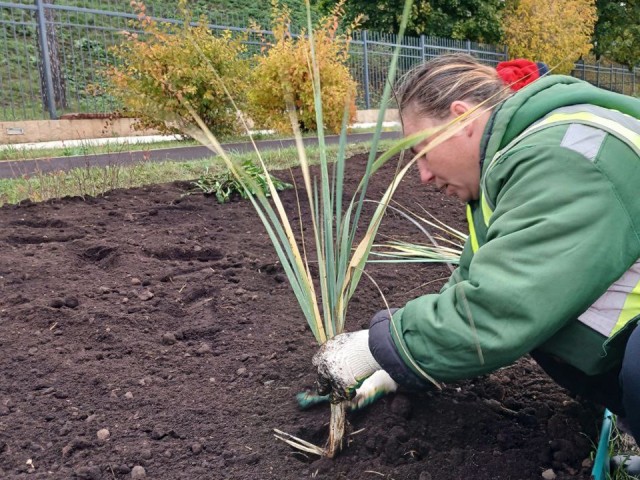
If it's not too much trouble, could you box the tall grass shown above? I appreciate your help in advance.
[369,202,467,265]
[116,0,504,457]
[159,0,499,457]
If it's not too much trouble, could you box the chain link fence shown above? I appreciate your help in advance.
[1,1,637,122]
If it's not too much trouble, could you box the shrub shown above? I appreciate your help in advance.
[105,0,250,137]
[247,0,358,134]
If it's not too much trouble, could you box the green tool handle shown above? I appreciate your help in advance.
[591,409,613,480]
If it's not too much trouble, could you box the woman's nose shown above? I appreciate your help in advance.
[417,161,435,184]
[420,170,435,184]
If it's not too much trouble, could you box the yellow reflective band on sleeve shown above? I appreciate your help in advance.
[541,112,640,151]
[480,192,493,227]
[612,280,640,336]
[466,204,479,254]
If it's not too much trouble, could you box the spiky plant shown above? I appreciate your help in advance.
[369,202,467,265]
[136,0,498,457]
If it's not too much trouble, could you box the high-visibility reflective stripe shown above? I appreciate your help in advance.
[554,104,640,136]
[466,204,479,253]
[480,193,493,227]
[537,107,640,151]
[578,261,640,337]
[613,276,640,336]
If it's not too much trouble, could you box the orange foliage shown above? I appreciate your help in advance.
[503,0,597,74]
[247,0,358,134]
[106,1,250,136]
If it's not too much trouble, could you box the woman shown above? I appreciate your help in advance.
[313,54,640,466]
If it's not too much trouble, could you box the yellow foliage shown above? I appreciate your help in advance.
[105,1,250,137]
[247,0,358,134]
[503,0,597,74]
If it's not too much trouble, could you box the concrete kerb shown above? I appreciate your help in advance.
[0,109,401,179]
[0,130,402,179]
[0,109,400,147]
[0,123,400,152]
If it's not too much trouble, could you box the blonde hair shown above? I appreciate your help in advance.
[397,53,510,120]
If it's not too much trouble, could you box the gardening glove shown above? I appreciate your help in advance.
[297,370,398,411]
[312,329,384,402]
[611,455,640,478]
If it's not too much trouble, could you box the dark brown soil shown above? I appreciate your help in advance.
[0,153,601,480]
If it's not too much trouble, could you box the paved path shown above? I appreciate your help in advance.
[0,131,400,179]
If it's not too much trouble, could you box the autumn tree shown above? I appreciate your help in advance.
[503,0,597,74]
[319,0,504,43]
[593,0,640,69]
[247,2,357,134]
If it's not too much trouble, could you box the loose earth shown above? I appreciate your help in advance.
[0,153,600,479]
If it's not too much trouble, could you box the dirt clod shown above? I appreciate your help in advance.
[390,393,412,419]
[74,465,101,480]
[131,465,146,479]
[64,296,79,308]
[136,289,154,301]
[49,298,65,308]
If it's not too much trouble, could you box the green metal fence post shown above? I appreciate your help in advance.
[35,0,57,119]
[362,30,370,109]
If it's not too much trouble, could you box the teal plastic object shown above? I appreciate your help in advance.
[592,409,613,480]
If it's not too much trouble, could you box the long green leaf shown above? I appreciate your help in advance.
[347,0,414,254]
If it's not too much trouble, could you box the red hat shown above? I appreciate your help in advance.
[496,59,541,91]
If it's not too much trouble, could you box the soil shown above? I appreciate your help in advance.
[0,153,602,480]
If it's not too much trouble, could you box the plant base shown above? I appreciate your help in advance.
[325,401,346,458]
[274,401,348,458]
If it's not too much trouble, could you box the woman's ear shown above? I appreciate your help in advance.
[449,100,472,118]
[449,101,475,137]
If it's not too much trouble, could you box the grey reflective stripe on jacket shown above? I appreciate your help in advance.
[579,260,640,337]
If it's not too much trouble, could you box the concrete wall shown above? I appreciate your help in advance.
[1,109,400,145]
[0,118,159,145]
[356,109,399,124]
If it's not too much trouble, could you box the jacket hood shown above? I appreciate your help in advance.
[481,75,640,175]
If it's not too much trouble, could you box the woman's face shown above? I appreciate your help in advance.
[402,101,489,203]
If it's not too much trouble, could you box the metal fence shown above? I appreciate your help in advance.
[571,59,638,97]
[1,1,638,122]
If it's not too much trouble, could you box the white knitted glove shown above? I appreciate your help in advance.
[312,330,383,401]
[348,370,398,410]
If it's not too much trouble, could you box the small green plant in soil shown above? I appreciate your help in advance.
[190,160,292,203]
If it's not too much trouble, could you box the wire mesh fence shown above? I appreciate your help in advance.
[1,1,638,122]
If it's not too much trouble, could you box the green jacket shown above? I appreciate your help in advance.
[370,76,640,385]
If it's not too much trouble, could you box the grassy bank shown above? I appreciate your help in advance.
[0,140,393,206]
